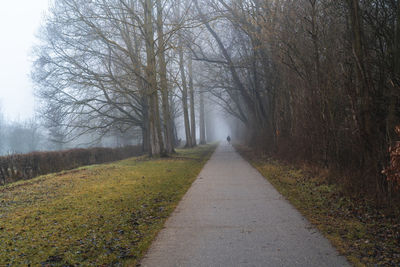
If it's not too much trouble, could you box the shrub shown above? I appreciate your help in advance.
[0,146,142,185]
[382,126,400,192]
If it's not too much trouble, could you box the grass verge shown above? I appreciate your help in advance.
[0,144,216,266]
[235,144,400,267]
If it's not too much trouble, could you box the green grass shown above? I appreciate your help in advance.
[0,144,216,266]
[235,144,400,267]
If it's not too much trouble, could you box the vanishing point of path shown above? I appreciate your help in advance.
[141,144,349,267]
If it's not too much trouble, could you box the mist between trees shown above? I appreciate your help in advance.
[0,109,142,155]
[30,0,400,199]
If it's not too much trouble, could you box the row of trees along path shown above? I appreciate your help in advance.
[33,0,400,198]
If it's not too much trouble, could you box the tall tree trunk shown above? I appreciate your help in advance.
[128,14,150,154]
[141,96,150,152]
[396,0,400,77]
[156,0,175,153]
[188,56,197,146]
[169,92,179,145]
[386,1,400,144]
[179,48,192,147]
[177,0,192,148]
[199,88,206,144]
[144,0,165,156]
[153,86,165,155]
[347,0,372,145]
[347,0,382,193]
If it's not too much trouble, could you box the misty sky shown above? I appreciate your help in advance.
[0,0,49,121]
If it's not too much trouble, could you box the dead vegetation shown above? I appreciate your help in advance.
[0,146,142,185]
[236,144,400,266]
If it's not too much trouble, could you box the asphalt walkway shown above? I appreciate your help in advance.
[141,144,349,267]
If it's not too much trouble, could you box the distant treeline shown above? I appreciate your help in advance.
[0,114,141,156]
[0,145,142,185]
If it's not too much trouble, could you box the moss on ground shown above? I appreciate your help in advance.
[235,144,400,267]
[0,144,216,266]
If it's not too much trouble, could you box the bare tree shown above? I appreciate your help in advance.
[188,56,197,146]
[156,0,175,153]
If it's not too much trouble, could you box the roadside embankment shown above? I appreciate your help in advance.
[0,144,216,266]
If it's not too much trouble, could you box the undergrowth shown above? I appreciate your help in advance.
[235,144,400,267]
[0,144,216,266]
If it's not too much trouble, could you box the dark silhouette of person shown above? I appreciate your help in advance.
[227,135,231,144]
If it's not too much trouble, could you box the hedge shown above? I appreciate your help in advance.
[0,146,143,185]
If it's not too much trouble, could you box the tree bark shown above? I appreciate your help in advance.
[141,96,150,153]
[144,0,165,156]
[396,1,400,76]
[188,56,197,146]
[199,88,206,144]
[179,48,192,147]
[156,0,175,153]
[347,0,372,144]
[177,0,192,148]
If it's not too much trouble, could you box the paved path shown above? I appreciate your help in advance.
[141,145,349,267]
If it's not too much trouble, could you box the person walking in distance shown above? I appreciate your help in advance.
[227,135,231,144]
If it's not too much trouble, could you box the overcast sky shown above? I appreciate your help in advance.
[0,0,49,121]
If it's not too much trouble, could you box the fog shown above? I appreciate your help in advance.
[1,0,398,202]
[0,0,243,157]
[203,107,232,143]
[177,102,232,145]
[0,0,49,121]
[1,1,400,264]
